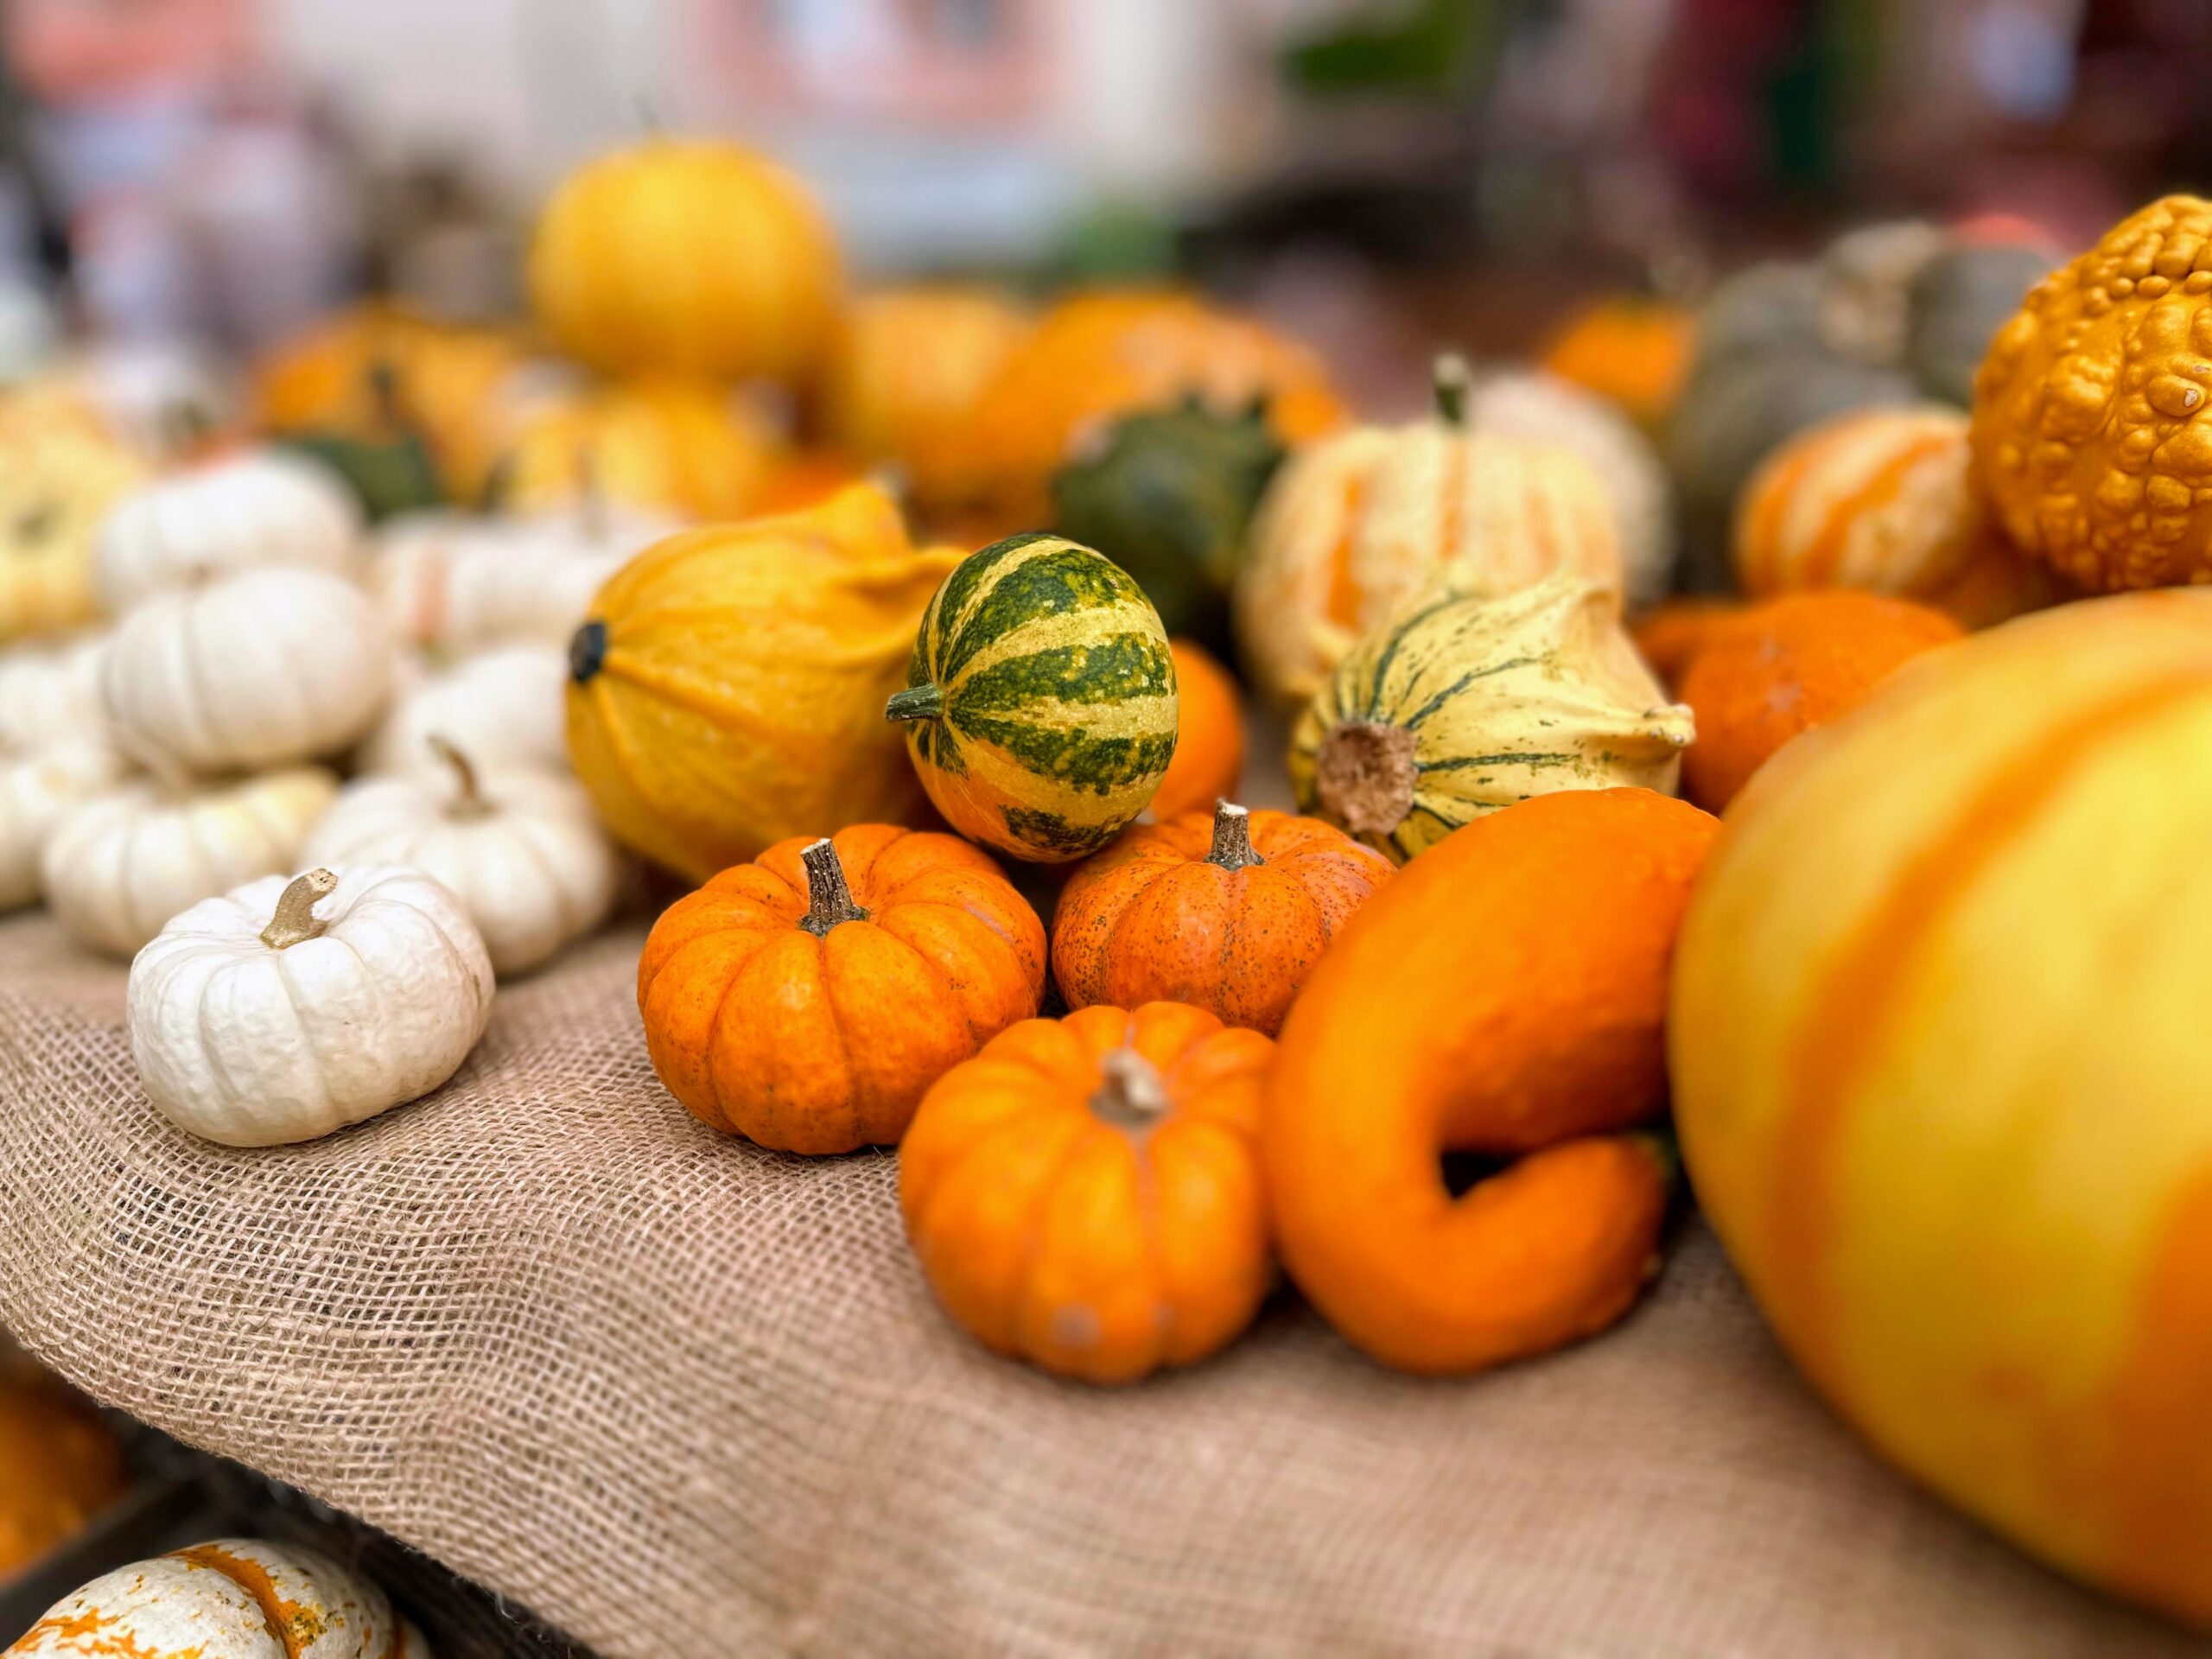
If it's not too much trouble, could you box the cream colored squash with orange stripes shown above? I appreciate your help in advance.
[1671,589,2212,1629]
[1235,356,1624,708]
[1734,404,2057,628]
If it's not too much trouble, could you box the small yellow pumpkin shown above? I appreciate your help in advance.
[1288,575,1693,863]
[491,375,782,522]
[0,405,145,642]
[1236,354,1624,708]
[527,137,842,385]
[566,485,960,881]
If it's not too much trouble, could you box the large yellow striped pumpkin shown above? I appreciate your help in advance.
[1236,357,1624,709]
[1671,589,2212,1627]
[887,533,1176,862]
[565,485,957,881]
[1735,404,2058,629]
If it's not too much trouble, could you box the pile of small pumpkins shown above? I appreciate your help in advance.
[9,127,2212,1632]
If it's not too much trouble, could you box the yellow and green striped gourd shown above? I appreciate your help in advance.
[1287,574,1693,863]
[887,532,1178,861]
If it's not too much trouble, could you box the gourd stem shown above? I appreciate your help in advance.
[261,868,339,950]
[885,683,944,723]
[1313,720,1420,841]
[479,452,515,514]
[1090,1047,1172,1135]
[1432,353,1472,427]
[1206,800,1265,871]
[798,839,869,936]
[427,734,492,818]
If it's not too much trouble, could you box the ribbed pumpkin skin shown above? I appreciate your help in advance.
[1287,576,1692,864]
[527,138,842,384]
[1670,590,2212,1629]
[1736,404,2057,628]
[565,486,959,881]
[1236,412,1624,709]
[890,533,1178,862]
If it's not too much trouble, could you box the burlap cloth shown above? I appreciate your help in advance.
[0,910,2199,1659]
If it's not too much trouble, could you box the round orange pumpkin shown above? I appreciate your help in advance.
[1149,638,1243,821]
[1679,591,1964,810]
[637,824,1046,1154]
[1052,800,1392,1036]
[1538,294,1694,430]
[899,1000,1274,1383]
[1264,788,1719,1375]
[819,287,1031,487]
[926,289,1343,525]
[1629,597,1748,691]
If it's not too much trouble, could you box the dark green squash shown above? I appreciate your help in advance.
[277,361,444,523]
[1048,394,1284,651]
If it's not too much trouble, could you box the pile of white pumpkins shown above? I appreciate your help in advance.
[0,444,675,1149]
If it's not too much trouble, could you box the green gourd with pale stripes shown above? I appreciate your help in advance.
[887,532,1178,862]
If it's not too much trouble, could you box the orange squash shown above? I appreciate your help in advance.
[636,824,1046,1154]
[1679,591,1963,810]
[1052,800,1392,1036]
[1735,404,2058,627]
[1539,294,1694,430]
[0,1361,126,1576]
[820,287,1031,488]
[899,1001,1274,1383]
[1149,638,1243,821]
[1264,788,1718,1375]
[926,289,1343,525]
[1629,597,1748,691]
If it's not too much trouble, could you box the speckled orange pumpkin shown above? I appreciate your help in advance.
[1974,194,2212,591]
[1149,638,1244,821]
[1263,787,1718,1375]
[1052,801,1392,1035]
[899,1001,1274,1383]
[1679,591,1963,810]
[637,824,1046,1154]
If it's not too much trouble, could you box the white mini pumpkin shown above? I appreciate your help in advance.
[304,737,618,975]
[102,567,395,772]
[10,1537,432,1659]
[0,631,108,749]
[0,737,130,910]
[129,865,494,1147]
[95,449,360,613]
[356,643,568,776]
[41,766,338,957]
[363,507,664,652]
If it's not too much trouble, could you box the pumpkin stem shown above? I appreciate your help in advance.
[885,683,944,723]
[1090,1047,1172,1135]
[366,359,407,430]
[427,734,493,819]
[479,452,516,514]
[1313,720,1420,842]
[1206,800,1265,871]
[798,838,870,936]
[261,868,340,950]
[1432,353,1472,427]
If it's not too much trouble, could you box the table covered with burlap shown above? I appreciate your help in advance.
[0,908,2197,1659]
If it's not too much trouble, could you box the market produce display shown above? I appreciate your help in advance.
[1287,575,1693,861]
[9,1538,431,1658]
[1236,355,1624,707]
[887,531,1179,861]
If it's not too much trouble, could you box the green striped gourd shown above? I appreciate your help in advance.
[887,531,1178,861]
[1287,574,1693,863]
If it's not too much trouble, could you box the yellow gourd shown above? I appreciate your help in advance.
[0,404,144,641]
[493,375,781,521]
[565,485,960,881]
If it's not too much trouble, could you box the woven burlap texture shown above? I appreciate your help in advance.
[0,907,2196,1659]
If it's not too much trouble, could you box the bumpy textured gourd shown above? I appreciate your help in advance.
[1236,353,1624,708]
[9,1536,432,1657]
[128,865,493,1147]
[1974,194,2212,590]
[1288,575,1693,863]
[888,532,1179,861]
[1735,403,2056,628]
[1049,394,1286,646]
[900,1001,1276,1384]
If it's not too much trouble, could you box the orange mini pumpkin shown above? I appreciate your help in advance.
[1053,801,1391,1036]
[1629,598,1747,691]
[899,1001,1274,1383]
[1539,294,1694,430]
[637,824,1046,1154]
[1149,638,1244,821]
[1264,787,1719,1376]
[1680,590,1962,810]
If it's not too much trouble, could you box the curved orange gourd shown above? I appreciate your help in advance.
[637,824,1045,1154]
[1264,788,1718,1375]
[899,1001,1274,1383]
[1052,801,1390,1036]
